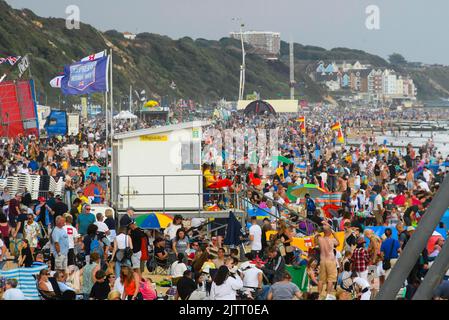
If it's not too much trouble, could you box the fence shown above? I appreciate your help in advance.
[116,174,240,213]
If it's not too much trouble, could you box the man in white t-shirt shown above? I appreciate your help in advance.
[249,216,262,259]
[422,167,433,184]
[240,261,263,290]
[94,213,110,235]
[373,192,384,226]
[320,171,328,187]
[63,215,80,267]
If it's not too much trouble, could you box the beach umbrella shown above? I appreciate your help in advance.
[135,213,173,229]
[289,184,326,199]
[83,182,104,197]
[393,194,406,206]
[286,185,299,202]
[272,155,294,165]
[249,172,262,186]
[85,165,101,179]
[427,231,444,254]
[209,178,233,189]
[322,204,341,219]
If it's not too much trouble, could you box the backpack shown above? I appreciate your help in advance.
[90,236,104,259]
[146,257,156,273]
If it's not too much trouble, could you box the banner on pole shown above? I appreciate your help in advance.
[81,97,88,119]
[61,56,109,95]
[0,55,21,66]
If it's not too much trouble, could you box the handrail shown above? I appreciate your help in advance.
[240,183,320,235]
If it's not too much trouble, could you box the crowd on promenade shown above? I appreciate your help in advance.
[0,105,448,300]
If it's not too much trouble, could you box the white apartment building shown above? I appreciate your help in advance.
[382,69,397,96]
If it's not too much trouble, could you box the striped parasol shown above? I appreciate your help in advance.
[289,184,326,199]
[135,213,173,229]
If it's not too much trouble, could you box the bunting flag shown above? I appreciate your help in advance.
[337,127,345,144]
[49,75,64,88]
[331,121,341,131]
[80,51,106,62]
[0,55,21,66]
[296,116,306,133]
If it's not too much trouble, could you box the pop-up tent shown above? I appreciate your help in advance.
[113,110,138,120]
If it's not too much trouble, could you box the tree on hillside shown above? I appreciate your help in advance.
[388,53,407,65]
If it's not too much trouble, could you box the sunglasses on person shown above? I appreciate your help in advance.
[86,208,91,211]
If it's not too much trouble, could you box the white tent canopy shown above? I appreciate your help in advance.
[113,110,138,120]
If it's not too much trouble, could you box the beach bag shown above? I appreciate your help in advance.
[115,236,133,263]
[383,240,395,271]
[139,279,157,300]
[146,257,156,272]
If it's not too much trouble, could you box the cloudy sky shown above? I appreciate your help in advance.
[7,0,449,65]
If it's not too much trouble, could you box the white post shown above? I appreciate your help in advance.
[239,23,246,101]
[104,92,109,202]
[109,49,114,208]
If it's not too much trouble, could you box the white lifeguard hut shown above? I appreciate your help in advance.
[112,121,210,212]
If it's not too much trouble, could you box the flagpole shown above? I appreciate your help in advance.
[104,91,109,202]
[109,48,114,209]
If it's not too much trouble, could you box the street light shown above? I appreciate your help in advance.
[232,18,246,101]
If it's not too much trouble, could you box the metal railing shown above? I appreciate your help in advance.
[240,183,320,236]
[117,173,320,236]
[116,174,241,214]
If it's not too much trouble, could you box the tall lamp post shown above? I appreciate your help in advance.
[233,18,246,101]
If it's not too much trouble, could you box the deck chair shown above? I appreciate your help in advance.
[48,277,79,300]
[33,275,58,301]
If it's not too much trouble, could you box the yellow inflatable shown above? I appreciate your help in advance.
[144,100,159,108]
[266,230,345,253]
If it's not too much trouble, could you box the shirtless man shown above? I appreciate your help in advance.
[317,221,340,299]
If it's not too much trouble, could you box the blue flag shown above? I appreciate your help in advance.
[61,56,109,95]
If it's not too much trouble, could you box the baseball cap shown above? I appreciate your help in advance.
[38,196,46,202]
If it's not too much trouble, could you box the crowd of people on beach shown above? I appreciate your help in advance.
[0,104,448,300]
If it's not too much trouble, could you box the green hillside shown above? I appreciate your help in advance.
[0,0,448,107]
